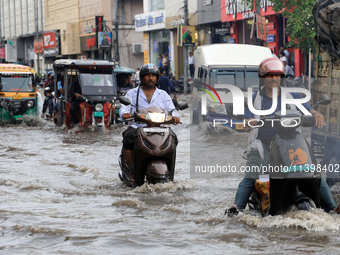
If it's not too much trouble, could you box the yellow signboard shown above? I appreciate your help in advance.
[143,32,149,64]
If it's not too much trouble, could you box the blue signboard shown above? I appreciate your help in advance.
[153,40,158,53]
[267,35,275,43]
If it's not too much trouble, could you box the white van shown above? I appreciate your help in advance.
[192,43,273,130]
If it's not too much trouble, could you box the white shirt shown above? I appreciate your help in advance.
[285,65,295,77]
[188,55,195,65]
[119,86,179,127]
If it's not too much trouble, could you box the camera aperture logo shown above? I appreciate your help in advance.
[199,83,312,128]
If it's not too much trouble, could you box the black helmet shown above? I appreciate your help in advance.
[139,64,160,84]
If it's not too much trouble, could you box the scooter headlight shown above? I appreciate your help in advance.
[95,103,103,112]
[148,112,165,123]
[27,100,34,108]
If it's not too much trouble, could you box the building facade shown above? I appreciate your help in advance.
[0,0,45,73]
[135,0,197,78]
[220,0,305,77]
[0,0,143,74]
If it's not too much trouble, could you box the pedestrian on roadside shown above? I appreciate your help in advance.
[42,71,54,117]
[158,66,177,101]
[188,51,195,77]
[162,53,169,76]
[158,54,163,68]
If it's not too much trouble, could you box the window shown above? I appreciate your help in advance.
[209,68,259,90]
[150,0,164,11]
[0,76,33,92]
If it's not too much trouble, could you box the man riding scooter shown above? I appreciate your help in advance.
[227,56,340,215]
[119,64,180,186]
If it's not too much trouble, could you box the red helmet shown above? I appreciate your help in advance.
[258,57,285,77]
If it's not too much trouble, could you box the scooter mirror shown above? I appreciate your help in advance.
[318,94,332,105]
[311,94,332,109]
[119,96,131,106]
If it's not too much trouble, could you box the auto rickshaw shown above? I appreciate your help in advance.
[114,65,136,96]
[0,63,38,124]
[113,65,136,123]
[53,59,122,129]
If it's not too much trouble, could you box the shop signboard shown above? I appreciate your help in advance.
[267,34,275,42]
[135,10,165,32]
[43,31,60,57]
[80,35,98,51]
[144,33,149,64]
[43,32,57,49]
[267,22,275,31]
[214,27,230,36]
[222,0,275,22]
[153,40,158,53]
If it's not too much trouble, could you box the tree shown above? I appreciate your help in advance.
[243,0,316,53]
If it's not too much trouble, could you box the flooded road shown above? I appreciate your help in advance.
[1,95,340,254]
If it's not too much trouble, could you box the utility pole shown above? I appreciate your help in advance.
[115,0,120,63]
[183,0,189,94]
[34,0,40,74]
[0,0,2,47]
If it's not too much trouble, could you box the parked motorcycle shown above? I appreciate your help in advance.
[247,95,332,216]
[118,105,186,187]
[170,74,192,94]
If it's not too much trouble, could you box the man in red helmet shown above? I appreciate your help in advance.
[227,57,339,215]
[119,64,180,174]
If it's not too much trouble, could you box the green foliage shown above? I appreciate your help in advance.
[242,0,316,53]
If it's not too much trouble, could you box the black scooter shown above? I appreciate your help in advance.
[247,95,332,216]
[118,104,187,187]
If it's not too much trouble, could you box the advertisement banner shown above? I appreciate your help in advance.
[34,41,44,54]
[43,32,57,49]
[0,48,5,59]
[256,14,267,41]
[179,25,196,47]
[98,32,111,48]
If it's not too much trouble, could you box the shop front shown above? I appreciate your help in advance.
[197,0,231,45]
[221,0,305,77]
[135,10,168,67]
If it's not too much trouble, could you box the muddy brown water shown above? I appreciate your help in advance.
[1,94,340,254]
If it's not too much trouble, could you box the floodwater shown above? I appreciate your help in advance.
[1,94,340,254]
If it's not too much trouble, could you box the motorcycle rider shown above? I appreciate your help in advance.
[119,64,180,176]
[227,56,339,215]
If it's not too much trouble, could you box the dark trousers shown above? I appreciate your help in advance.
[70,101,81,125]
[189,64,195,77]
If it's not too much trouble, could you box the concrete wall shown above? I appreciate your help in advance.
[1,0,43,38]
[116,0,144,69]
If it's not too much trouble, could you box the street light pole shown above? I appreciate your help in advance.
[34,0,40,74]
[183,0,189,95]
[114,0,120,63]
